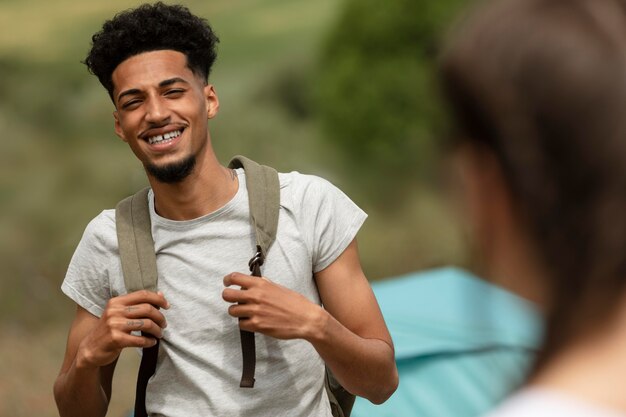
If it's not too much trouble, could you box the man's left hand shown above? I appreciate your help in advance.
[222,272,326,340]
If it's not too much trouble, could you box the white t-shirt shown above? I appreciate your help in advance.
[484,387,626,417]
[62,169,367,417]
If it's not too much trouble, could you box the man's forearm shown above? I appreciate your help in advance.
[306,308,398,404]
[54,358,109,417]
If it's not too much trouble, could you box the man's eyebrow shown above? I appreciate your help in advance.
[117,88,141,103]
[159,77,190,88]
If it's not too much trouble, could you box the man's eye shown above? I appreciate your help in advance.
[165,89,185,97]
[122,99,141,109]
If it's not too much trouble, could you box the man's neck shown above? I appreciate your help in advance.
[148,152,239,221]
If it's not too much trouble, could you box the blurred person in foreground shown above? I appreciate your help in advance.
[52,3,397,416]
[441,0,626,415]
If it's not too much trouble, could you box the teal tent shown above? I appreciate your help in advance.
[352,267,542,417]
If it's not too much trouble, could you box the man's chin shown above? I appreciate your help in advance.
[145,155,196,184]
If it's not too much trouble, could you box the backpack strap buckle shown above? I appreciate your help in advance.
[248,245,265,273]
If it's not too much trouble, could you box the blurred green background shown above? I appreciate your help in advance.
[0,0,470,415]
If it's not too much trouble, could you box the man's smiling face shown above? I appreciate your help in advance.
[112,49,219,183]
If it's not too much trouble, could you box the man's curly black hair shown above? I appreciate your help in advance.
[84,2,219,101]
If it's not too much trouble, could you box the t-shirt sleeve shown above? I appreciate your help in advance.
[287,172,367,273]
[61,210,119,318]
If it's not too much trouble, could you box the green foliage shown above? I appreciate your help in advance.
[317,0,467,199]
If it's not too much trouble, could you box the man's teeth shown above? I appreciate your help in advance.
[148,130,182,145]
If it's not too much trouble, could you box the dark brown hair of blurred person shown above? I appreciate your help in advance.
[440,0,626,408]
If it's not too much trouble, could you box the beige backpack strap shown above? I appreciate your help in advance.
[115,187,158,292]
[228,155,280,388]
[115,187,159,417]
[228,155,280,260]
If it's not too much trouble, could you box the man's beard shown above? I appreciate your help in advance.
[145,154,196,184]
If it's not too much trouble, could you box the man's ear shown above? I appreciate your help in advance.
[113,110,128,142]
[204,84,220,119]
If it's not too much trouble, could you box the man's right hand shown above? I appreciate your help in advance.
[76,290,170,369]
[54,291,169,417]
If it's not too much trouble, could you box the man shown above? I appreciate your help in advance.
[53,3,397,416]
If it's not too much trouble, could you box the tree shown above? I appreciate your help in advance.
[317,0,468,201]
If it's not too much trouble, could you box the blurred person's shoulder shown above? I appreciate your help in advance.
[485,388,626,417]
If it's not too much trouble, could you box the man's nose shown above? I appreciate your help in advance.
[145,96,170,124]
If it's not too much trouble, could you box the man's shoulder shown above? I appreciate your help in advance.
[277,170,341,196]
[79,209,118,250]
[85,208,116,229]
